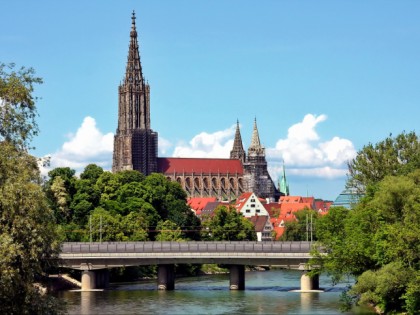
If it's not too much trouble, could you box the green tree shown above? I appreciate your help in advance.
[80,164,104,183]
[314,206,350,283]
[314,170,420,313]
[347,131,420,193]
[0,143,62,313]
[279,208,318,241]
[0,63,42,149]
[50,175,71,223]
[201,205,256,241]
[155,220,183,241]
[86,208,124,242]
[115,170,145,185]
[348,262,412,314]
[120,212,148,241]
[0,63,62,313]
[45,167,77,223]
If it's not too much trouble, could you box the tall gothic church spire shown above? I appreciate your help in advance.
[248,118,265,157]
[117,10,150,132]
[112,12,158,175]
[230,120,246,163]
[124,11,144,86]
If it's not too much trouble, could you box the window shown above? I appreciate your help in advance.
[251,204,255,208]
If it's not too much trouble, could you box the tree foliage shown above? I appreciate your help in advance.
[44,167,201,242]
[279,208,318,241]
[0,63,43,149]
[347,131,420,193]
[0,63,62,313]
[348,262,412,314]
[201,205,256,241]
[315,132,420,313]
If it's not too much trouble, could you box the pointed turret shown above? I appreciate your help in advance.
[248,118,265,157]
[242,118,279,200]
[230,120,246,163]
[279,161,290,196]
[124,11,144,86]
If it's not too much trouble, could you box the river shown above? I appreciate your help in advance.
[58,269,375,314]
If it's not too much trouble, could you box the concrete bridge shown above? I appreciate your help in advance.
[60,241,319,291]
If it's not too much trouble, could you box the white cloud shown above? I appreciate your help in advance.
[266,113,356,180]
[158,136,173,155]
[167,114,355,181]
[172,125,236,158]
[39,113,355,186]
[41,116,114,176]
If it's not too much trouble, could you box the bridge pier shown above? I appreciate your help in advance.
[81,271,95,291]
[229,265,245,290]
[81,269,109,291]
[157,264,175,290]
[300,271,319,291]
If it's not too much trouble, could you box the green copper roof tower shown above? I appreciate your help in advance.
[279,161,289,196]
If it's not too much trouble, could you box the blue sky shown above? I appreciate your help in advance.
[2,1,419,201]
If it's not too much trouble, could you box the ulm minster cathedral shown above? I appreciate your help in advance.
[112,12,281,201]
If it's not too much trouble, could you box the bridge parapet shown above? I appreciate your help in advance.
[59,241,321,291]
[61,241,313,255]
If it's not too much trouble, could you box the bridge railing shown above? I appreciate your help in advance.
[61,241,313,254]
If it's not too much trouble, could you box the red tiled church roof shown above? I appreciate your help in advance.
[157,158,243,175]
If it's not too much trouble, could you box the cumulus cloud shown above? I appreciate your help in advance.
[41,116,114,176]
[39,113,355,186]
[168,114,355,181]
[158,136,173,155]
[172,125,236,158]
[266,113,356,180]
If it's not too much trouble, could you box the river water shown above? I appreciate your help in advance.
[58,269,375,314]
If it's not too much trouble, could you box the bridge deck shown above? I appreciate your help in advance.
[60,241,315,270]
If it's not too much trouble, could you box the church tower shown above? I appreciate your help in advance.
[243,119,279,200]
[230,120,246,163]
[279,161,290,196]
[112,11,158,175]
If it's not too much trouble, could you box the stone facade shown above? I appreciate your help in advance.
[113,12,280,201]
[112,12,157,175]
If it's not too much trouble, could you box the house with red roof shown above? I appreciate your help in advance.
[187,197,217,216]
[234,192,269,218]
[314,199,333,215]
[270,195,322,239]
[271,214,296,240]
[247,215,273,241]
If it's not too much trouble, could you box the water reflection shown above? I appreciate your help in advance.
[59,270,374,315]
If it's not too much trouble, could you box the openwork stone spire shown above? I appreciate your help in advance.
[113,11,157,175]
[125,11,144,86]
[116,10,150,132]
[248,118,265,156]
[230,120,246,163]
